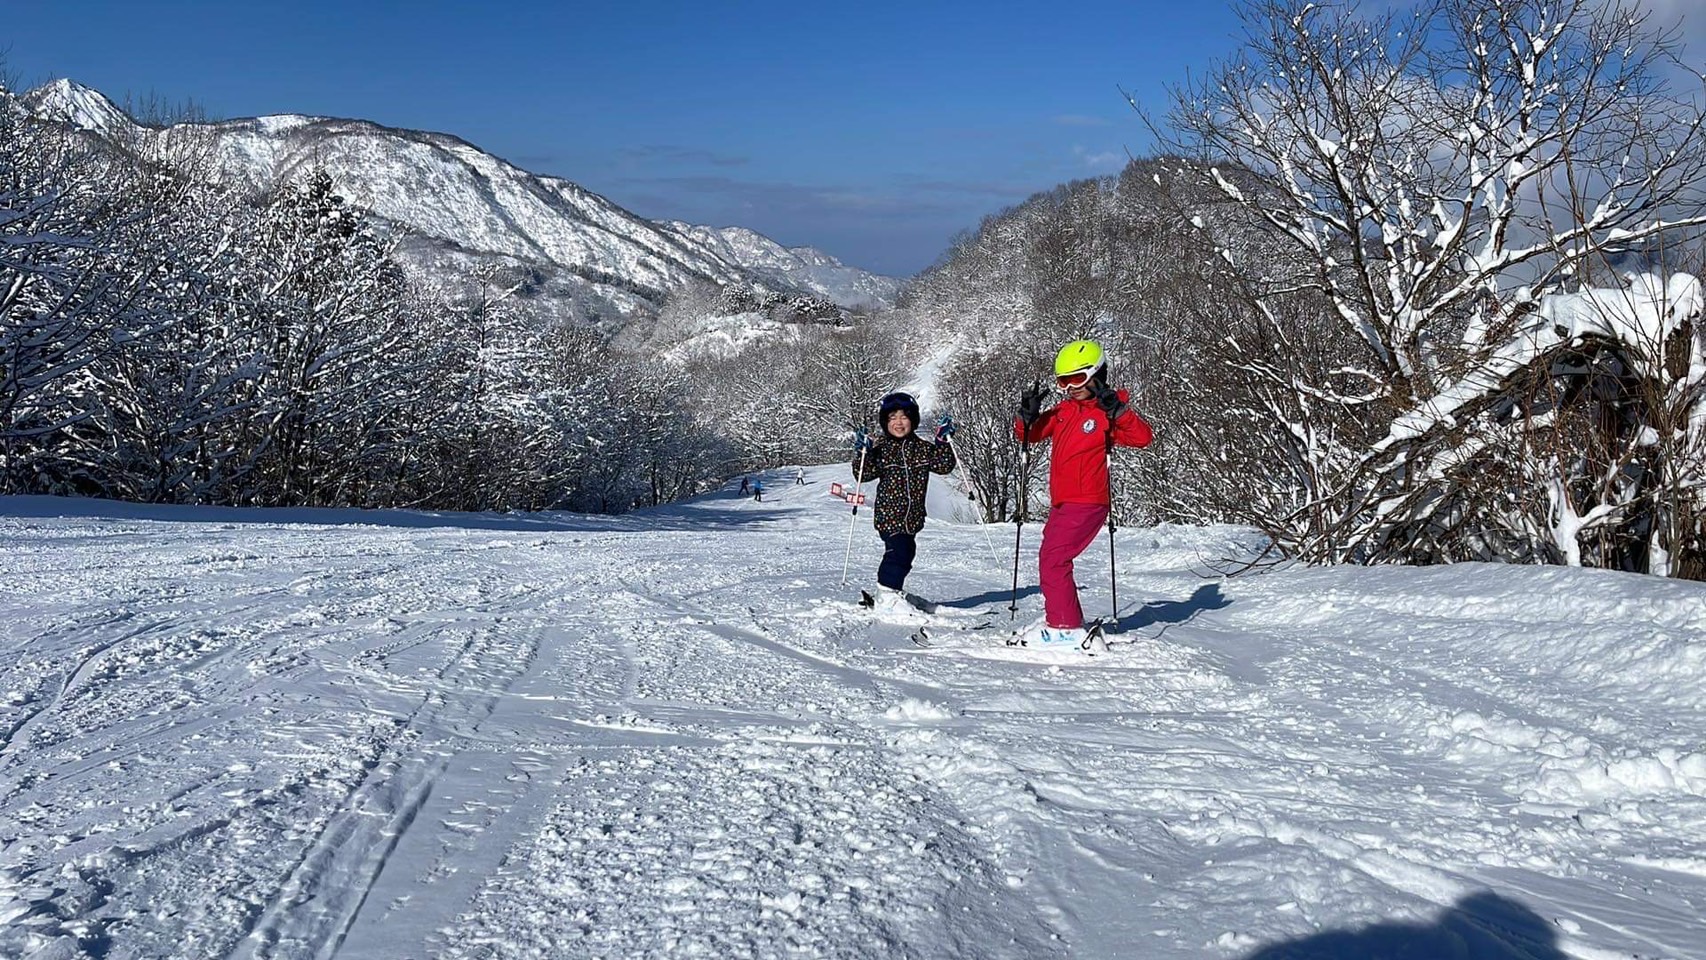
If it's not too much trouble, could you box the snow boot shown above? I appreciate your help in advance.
[863,586,931,624]
[1010,619,1098,651]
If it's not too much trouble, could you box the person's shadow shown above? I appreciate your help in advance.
[937,585,1040,610]
[1114,582,1230,632]
[1241,892,1566,959]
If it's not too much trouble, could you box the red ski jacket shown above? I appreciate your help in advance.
[1014,392,1153,506]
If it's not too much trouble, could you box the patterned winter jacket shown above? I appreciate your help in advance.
[851,433,956,536]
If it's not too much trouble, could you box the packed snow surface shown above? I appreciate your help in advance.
[2,465,1702,959]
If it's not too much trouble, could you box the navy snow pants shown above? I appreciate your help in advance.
[877,532,917,590]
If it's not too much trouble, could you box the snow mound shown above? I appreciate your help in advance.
[881,699,957,723]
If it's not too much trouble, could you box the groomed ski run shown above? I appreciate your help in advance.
[2,464,1703,959]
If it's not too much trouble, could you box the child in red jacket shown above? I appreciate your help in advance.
[1013,340,1153,647]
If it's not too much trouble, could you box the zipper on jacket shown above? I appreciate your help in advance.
[902,440,916,530]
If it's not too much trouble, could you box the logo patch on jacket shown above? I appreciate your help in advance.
[1081,418,1097,434]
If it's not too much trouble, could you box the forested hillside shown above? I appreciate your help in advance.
[5,0,1702,579]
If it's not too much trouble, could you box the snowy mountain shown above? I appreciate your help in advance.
[18,79,899,324]
[663,222,900,310]
[20,77,134,135]
[2,467,1702,958]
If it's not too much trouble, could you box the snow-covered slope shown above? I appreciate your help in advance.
[2,467,1702,958]
[663,221,901,309]
[652,309,800,365]
[19,80,898,321]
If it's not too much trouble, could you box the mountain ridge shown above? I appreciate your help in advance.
[18,78,900,323]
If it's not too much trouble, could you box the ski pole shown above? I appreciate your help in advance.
[1011,401,1038,621]
[1105,429,1119,624]
[840,440,872,586]
[943,433,1002,571]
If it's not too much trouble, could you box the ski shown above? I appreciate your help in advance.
[910,618,1113,655]
[909,620,998,647]
[861,589,1000,619]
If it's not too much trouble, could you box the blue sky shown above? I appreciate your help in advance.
[6,2,1702,276]
[11,3,1237,274]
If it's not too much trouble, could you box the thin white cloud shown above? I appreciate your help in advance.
[1630,0,1706,60]
[616,175,958,218]
[1073,145,1126,173]
[1352,0,1700,54]
[618,144,750,168]
[908,178,1039,197]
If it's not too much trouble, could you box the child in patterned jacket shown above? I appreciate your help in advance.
[852,391,956,618]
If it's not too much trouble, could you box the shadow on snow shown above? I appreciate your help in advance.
[1238,892,1565,960]
[937,585,1041,610]
[0,494,790,534]
[1114,582,1230,633]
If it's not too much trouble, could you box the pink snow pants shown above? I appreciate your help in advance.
[1038,502,1109,628]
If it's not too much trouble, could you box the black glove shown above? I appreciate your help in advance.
[1018,382,1046,425]
[1088,380,1128,421]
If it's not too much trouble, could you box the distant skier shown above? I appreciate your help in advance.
[740,476,751,496]
[752,479,764,502]
[795,467,806,486]
[1014,340,1152,647]
[853,391,956,617]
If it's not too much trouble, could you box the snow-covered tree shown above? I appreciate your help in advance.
[0,113,150,495]
[0,80,728,516]
[936,349,1049,523]
[211,171,412,506]
[1162,0,1706,576]
[81,172,255,502]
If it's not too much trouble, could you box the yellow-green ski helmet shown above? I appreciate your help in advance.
[1053,340,1106,381]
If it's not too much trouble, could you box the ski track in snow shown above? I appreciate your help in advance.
[0,468,1703,959]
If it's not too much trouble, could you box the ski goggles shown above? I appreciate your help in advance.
[1055,369,1094,390]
